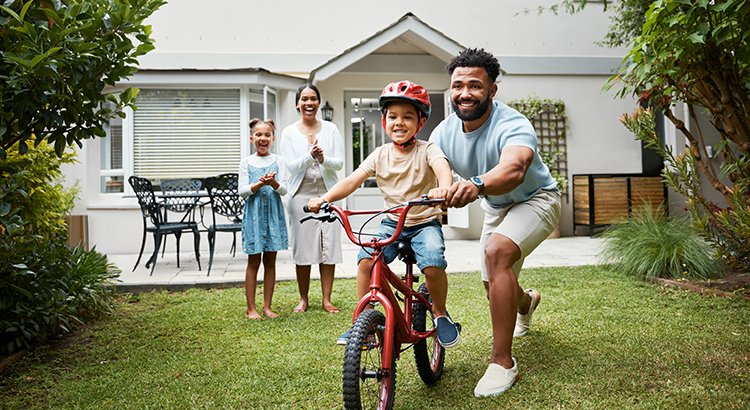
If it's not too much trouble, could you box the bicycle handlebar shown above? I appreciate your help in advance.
[300,195,444,249]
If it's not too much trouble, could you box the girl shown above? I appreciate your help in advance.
[238,119,288,319]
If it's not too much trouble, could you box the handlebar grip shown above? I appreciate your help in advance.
[303,204,310,213]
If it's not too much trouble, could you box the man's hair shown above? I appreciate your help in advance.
[446,48,501,83]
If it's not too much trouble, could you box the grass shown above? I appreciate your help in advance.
[597,202,721,280]
[1,265,749,409]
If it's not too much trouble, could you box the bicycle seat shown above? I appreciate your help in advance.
[396,242,416,264]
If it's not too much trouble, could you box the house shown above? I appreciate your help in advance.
[63,1,665,256]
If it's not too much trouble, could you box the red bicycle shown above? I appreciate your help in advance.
[302,196,457,410]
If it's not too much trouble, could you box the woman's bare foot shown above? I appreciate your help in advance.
[293,299,308,313]
[262,307,279,318]
[246,309,262,319]
[323,303,340,313]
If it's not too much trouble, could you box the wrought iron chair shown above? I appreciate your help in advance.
[159,178,204,256]
[128,176,202,275]
[203,173,245,275]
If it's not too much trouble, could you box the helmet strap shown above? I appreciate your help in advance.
[393,136,416,149]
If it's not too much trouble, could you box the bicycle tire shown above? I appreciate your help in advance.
[342,309,396,410]
[412,282,445,384]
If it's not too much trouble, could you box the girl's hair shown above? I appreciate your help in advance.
[249,118,276,134]
[294,83,322,114]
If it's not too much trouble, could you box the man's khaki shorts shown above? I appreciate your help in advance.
[479,190,561,281]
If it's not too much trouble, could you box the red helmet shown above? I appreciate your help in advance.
[378,80,431,119]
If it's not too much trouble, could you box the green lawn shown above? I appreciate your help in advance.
[1,265,748,409]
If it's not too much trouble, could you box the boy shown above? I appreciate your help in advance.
[307,80,460,348]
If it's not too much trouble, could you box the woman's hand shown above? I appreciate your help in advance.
[310,140,324,163]
[307,197,327,213]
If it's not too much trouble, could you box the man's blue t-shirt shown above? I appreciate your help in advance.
[429,101,558,208]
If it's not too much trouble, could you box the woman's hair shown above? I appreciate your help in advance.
[295,83,322,114]
[446,48,501,83]
[248,118,276,134]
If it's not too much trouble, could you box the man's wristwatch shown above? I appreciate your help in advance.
[470,176,485,195]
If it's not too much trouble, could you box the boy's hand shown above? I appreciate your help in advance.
[427,187,448,206]
[307,197,327,213]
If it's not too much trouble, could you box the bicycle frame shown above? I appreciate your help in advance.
[322,199,440,367]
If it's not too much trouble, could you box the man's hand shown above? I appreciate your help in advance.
[307,197,326,213]
[444,180,480,208]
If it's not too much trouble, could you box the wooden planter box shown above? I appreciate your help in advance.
[573,174,666,235]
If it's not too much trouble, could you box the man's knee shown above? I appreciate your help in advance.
[484,234,520,270]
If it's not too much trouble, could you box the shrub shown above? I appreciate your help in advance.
[597,202,722,280]
[0,141,118,355]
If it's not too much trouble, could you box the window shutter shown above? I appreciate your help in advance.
[133,89,241,180]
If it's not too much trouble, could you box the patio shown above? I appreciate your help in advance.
[107,236,606,292]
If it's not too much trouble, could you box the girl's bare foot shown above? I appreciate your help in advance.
[293,299,308,313]
[246,309,262,319]
[262,307,279,318]
[323,303,340,313]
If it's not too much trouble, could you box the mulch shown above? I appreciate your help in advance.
[651,270,750,300]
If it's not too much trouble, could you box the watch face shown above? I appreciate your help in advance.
[471,177,483,187]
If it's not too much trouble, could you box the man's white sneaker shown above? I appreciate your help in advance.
[513,289,541,337]
[473,357,518,397]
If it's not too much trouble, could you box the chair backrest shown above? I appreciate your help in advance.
[128,176,162,225]
[204,173,244,223]
[160,178,202,213]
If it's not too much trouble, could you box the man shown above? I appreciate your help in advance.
[429,48,561,397]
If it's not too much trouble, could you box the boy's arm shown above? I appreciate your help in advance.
[428,157,453,199]
[308,168,370,213]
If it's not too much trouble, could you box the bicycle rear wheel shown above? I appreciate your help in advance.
[412,282,445,384]
[342,309,396,410]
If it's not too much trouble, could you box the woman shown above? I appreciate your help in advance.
[280,84,344,313]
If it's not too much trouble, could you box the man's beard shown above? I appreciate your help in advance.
[451,95,492,122]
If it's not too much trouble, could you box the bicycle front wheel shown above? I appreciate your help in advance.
[342,309,396,410]
[412,282,445,384]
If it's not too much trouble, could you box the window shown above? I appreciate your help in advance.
[100,102,124,193]
[132,89,242,184]
[248,86,278,154]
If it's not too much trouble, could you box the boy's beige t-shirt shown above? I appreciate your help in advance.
[358,140,447,226]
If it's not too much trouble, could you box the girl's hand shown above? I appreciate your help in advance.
[258,171,279,189]
[258,171,276,184]
[307,197,326,213]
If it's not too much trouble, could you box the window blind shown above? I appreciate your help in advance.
[133,89,241,180]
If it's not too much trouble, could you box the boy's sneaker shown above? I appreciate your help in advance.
[434,314,460,348]
[513,289,541,337]
[336,328,350,345]
[474,357,519,397]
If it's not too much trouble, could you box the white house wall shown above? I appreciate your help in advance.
[60,0,647,254]
[137,0,622,72]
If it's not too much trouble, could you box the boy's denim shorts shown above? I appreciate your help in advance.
[357,218,447,271]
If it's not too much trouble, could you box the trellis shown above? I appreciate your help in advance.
[510,99,569,200]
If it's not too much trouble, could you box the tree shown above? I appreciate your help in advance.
[0,0,165,354]
[609,0,750,271]
[540,1,750,270]
[0,0,165,160]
